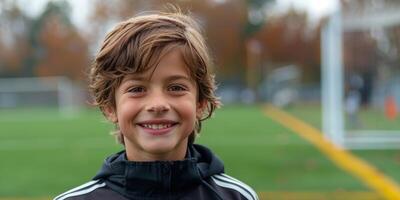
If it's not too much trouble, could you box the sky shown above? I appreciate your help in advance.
[17,0,91,28]
[18,0,337,27]
[275,0,337,19]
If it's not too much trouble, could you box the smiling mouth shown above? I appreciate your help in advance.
[137,122,178,136]
[137,120,179,130]
[140,123,174,130]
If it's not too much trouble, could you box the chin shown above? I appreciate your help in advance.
[142,141,187,160]
[144,142,177,153]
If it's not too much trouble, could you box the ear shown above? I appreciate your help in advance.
[103,105,118,123]
[196,100,207,119]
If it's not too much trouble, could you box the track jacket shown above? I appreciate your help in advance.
[54,144,259,200]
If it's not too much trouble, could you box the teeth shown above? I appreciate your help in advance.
[142,124,172,130]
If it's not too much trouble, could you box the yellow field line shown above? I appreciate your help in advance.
[263,105,400,200]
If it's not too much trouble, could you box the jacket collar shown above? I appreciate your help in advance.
[93,144,224,199]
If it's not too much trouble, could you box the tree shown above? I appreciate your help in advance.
[0,0,31,77]
[32,1,89,80]
[87,0,274,83]
[254,9,322,82]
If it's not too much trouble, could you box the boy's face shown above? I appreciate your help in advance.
[105,48,204,161]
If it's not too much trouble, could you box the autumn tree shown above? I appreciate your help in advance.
[0,0,90,80]
[87,0,274,82]
[0,0,31,77]
[254,9,322,83]
[33,1,89,80]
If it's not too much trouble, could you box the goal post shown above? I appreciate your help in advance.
[0,76,83,117]
[321,1,400,149]
[321,0,345,148]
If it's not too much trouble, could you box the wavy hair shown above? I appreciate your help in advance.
[89,10,220,144]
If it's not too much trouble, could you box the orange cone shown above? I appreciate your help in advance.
[385,96,397,120]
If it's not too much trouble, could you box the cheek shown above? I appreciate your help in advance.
[175,98,198,122]
[116,100,141,130]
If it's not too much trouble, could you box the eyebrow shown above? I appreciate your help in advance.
[121,74,192,84]
[165,75,192,82]
[120,75,147,86]
[123,75,147,81]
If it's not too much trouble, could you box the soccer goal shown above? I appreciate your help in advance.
[321,1,400,149]
[0,76,84,117]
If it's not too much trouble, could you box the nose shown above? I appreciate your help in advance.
[147,104,169,114]
[146,91,170,114]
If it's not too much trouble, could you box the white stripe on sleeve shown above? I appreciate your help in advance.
[211,177,255,200]
[54,180,99,200]
[218,174,259,200]
[55,182,106,200]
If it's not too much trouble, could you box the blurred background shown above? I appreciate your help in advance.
[0,0,400,199]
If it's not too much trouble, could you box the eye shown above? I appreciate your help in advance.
[168,84,187,92]
[127,86,146,94]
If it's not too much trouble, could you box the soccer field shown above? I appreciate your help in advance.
[0,105,397,199]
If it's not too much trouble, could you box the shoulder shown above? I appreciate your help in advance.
[53,180,107,200]
[210,173,259,200]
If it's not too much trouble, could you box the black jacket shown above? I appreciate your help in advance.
[54,144,258,200]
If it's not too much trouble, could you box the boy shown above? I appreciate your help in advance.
[54,10,259,200]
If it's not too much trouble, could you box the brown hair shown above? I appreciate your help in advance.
[89,10,220,144]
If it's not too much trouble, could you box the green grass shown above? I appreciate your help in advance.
[355,108,400,130]
[199,106,368,191]
[0,105,374,197]
[285,103,400,188]
[284,104,400,130]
